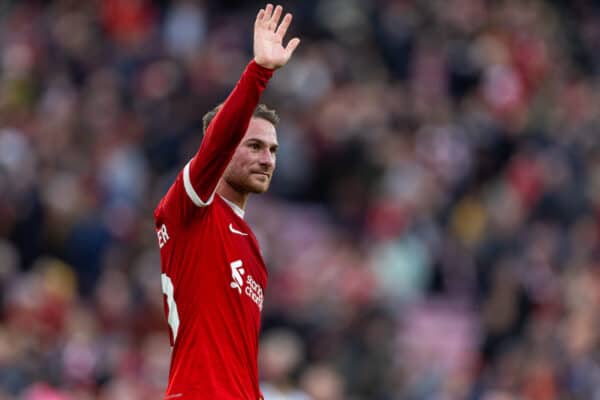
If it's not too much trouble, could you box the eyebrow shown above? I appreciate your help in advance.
[245,138,279,150]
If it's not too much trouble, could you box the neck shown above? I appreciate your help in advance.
[216,180,249,210]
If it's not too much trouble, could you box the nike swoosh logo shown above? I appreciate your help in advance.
[229,223,248,236]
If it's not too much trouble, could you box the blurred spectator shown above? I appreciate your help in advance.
[260,329,310,400]
[300,364,344,400]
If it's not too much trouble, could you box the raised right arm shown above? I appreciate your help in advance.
[155,4,299,225]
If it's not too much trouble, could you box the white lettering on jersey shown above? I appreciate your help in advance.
[157,224,170,248]
[245,275,264,311]
[230,260,245,294]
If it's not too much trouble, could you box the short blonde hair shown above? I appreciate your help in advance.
[201,103,280,135]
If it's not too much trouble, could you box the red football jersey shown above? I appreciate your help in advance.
[154,61,273,400]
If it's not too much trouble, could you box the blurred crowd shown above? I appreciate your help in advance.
[0,0,600,399]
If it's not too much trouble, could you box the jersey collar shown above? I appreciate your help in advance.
[219,195,245,219]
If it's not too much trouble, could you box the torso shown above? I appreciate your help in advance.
[158,195,267,399]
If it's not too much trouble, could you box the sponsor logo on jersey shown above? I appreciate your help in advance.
[230,260,245,294]
[229,260,263,311]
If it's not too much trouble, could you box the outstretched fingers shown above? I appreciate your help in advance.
[284,37,301,58]
[263,3,273,21]
[256,4,273,27]
[255,8,264,25]
[269,5,283,31]
[254,3,300,68]
[275,13,293,40]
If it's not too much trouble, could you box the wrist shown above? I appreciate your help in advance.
[252,58,276,71]
[247,60,275,82]
[253,56,279,70]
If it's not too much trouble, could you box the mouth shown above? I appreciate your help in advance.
[251,172,270,178]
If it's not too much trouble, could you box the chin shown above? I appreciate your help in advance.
[249,183,269,194]
[235,180,269,194]
[247,176,270,193]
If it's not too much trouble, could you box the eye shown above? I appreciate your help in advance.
[249,142,261,150]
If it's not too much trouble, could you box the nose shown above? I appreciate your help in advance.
[259,149,275,169]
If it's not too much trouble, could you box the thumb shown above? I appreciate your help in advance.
[284,38,301,58]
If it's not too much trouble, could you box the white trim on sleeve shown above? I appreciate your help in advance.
[183,160,215,207]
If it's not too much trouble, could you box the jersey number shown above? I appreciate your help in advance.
[161,273,180,343]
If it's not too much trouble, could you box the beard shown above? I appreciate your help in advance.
[224,170,271,194]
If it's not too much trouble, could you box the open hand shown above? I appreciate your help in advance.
[253,4,300,69]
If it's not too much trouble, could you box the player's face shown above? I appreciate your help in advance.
[223,117,278,194]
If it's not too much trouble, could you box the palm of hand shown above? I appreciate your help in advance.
[254,4,300,70]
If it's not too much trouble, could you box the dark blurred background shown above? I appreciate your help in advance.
[0,0,600,399]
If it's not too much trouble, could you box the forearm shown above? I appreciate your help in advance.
[199,61,273,156]
[187,61,274,202]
